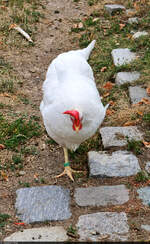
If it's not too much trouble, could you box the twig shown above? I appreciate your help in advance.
[9,24,33,43]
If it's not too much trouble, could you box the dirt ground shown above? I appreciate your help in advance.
[0,0,150,241]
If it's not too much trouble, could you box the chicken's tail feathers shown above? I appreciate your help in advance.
[80,40,96,60]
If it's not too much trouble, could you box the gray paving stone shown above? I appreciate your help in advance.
[141,224,150,232]
[4,226,68,242]
[129,86,149,104]
[137,187,150,206]
[115,71,140,86]
[145,162,150,174]
[104,4,125,15]
[111,48,136,66]
[100,126,143,148]
[74,185,129,206]
[88,150,141,178]
[76,212,129,241]
[15,186,71,224]
[128,17,139,24]
[132,31,148,39]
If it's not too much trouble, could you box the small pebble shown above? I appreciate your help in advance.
[19,171,26,176]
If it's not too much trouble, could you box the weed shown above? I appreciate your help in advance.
[20,97,30,105]
[46,138,57,145]
[0,79,14,93]
[135,171,149,183]
[143,113,150,124]
[67,224,77,234]
[18,181,30,187]
[0,213,11,228]
[0,115,42,150]
[126,138,143,155]
[87,0,98,6]
[21,145,39,155]
[0,0,44,47]
[40,178,46,183]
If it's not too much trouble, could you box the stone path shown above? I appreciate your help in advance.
[4,3,150,242]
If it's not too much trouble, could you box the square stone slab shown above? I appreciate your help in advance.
[76,212,129,241]
[128,17,139,24]
[132,31,148,39]
[115,71,140,86]
[111,48,136,66]
[129,86,149,104]
[15,186,71,223]
[4,226,68,242]
[88,150,141,177]
[74,185,129,206]
[100,126,143,148]
[104,4,125,15]
[137,187,150,206]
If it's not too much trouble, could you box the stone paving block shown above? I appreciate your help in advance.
[145,162,150,174]
[111,48,136,66]
[4,226,68,242]
[115,71,140,86]
[128,17,139,24]
[104,4,125,15]
[88,150,141,178]
[129,86,149,104]
[76,212,129,241]
[100,126,143,148]
[15,186,71,223]
[137,187,150,206]
[132,31,148,39]
[74,185,129,206]
[141,225,150,232]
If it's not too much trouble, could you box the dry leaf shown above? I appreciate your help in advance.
[119,23,125,30]
[141,98,150,105]
[93,18,99,22]
[124,121,137,126]
[103,82,114,90]
[146,87,150,96]
[106,109,114,116]
[109,100,115,106]
[133,97,150,106]
[0,171,8,181]
[101,66,107,72]
[142,140,150,148]
[78,22,83,28]
[137,111,143,116]
[103,92,110,98]
[0,144,5,150]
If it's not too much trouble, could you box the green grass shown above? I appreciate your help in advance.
[135,171,149,183]
[0,213,11,228]
[126,138,143,155]
[0,0,44,47]
[143,113,150,124]
[0,114,42,151]
[67,224,77,235]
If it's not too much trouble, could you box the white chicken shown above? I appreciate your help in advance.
[40,40,108,181]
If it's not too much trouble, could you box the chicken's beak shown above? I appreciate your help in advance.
[74,125,80,133]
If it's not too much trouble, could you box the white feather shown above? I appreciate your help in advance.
[40,40,108,151]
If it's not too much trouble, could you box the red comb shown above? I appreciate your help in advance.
[63,110,79,120]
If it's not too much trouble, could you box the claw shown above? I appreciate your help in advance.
[55,166,81,181]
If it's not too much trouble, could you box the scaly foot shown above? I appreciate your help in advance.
[55,166,81,181]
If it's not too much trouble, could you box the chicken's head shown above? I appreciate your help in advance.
[63,110,82,132]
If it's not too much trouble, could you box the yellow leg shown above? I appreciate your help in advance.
[55,147,81,181]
